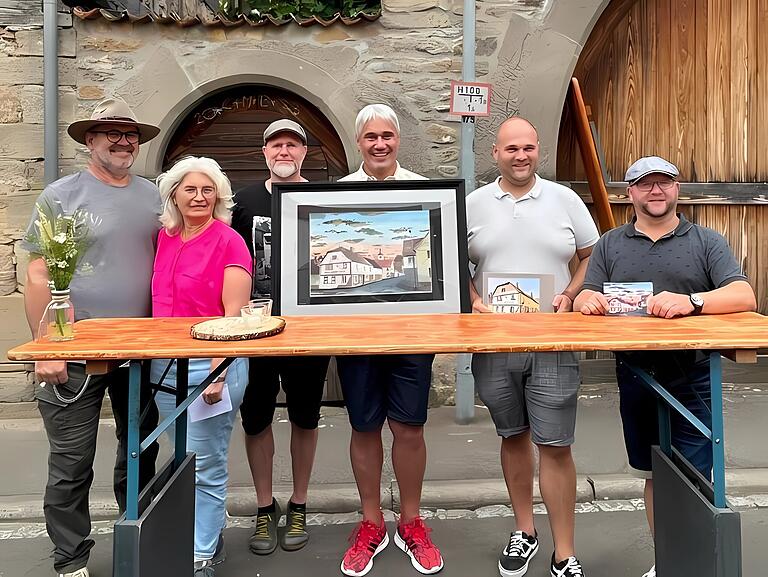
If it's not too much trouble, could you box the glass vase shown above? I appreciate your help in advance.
[40,289,75,342]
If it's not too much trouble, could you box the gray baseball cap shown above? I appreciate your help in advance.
[625,156,679,185]
[263,119,307,144]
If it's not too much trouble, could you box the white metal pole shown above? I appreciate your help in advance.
[43,0,59,185]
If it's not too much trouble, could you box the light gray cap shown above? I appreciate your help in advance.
[263,119,307,144]
[625,156,679,185]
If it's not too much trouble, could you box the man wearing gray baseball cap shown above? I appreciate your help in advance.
[231,119,330,556]
[574,155,756,577]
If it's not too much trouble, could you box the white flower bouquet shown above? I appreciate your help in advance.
[25,201,92,340]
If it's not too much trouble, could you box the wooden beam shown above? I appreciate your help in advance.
[568,77,616,233]
[721,349,757,364]
[86,360,121,375]
[0,0,42,26]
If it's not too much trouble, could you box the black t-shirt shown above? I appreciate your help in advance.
[232,181,272,297]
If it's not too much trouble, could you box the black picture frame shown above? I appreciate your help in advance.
[272,180,470,315]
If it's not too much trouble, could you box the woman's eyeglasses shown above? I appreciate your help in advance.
[90,130,140,144]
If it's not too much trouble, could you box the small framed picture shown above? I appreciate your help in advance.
[481,272,556,313]
[272,180,471,315]
[603,282,653,316]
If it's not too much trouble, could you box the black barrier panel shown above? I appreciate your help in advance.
[652,446,741,577]
[113,453,195,577]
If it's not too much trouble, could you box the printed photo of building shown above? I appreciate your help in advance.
[489,282,540,314]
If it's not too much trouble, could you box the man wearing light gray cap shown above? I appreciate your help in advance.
[574,155,756,577]
[231,119,330,556]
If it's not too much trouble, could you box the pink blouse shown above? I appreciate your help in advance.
[152,219,252,318]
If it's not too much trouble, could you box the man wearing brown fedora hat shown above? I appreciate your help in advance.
[22,97,162,577]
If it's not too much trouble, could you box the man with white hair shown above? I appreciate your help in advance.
[232,119,331,555]
[22,97,161,577]
[337,104,443,576]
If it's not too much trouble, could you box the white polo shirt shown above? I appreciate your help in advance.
[466,175,599,295]
[339,162,427,181]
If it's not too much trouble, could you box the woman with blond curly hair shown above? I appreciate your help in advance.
[151,156,252,576]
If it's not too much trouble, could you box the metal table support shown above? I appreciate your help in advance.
[116,356,235,576]
[624,351,741,577]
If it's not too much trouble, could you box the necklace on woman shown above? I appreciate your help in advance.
[182,216,213,241]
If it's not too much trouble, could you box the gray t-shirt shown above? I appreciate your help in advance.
[23,170,161,320]
[466,175,599,295]
[582,214,746,294]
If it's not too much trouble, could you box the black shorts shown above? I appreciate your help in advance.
[240,356,330,435]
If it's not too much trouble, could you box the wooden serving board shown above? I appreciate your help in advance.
[190,316,285,341]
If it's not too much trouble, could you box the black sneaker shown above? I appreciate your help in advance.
[193,559,215,577]
[550,554,585,577]
[249,499,280,555]
[280,501,309,551]
[498,530,539,577]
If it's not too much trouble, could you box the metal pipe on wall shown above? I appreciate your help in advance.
[455,0,476,424]
[43,0,59,185]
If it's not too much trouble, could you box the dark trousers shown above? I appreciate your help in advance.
[36,363,159,573]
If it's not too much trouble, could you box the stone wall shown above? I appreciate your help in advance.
[0,7,77,407]
[0,0,609,413]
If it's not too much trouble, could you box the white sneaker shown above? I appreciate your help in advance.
[642,566,655,577]
[59,568,89,577]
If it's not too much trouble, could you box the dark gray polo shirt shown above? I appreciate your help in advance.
[583,213,747,373]
[583,213,746,295]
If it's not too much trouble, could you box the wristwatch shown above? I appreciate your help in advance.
[212,375,226,384]
[689,293,704,315]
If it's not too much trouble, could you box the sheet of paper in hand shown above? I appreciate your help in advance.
[603,282,653,316]
[482,273,555,313]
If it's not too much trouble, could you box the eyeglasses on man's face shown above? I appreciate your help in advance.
[90,130,141,144]
[632,179,677,193]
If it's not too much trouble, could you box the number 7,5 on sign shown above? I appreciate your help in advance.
[449,81,492,117]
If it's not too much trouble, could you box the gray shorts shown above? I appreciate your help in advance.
[472,351,581,446]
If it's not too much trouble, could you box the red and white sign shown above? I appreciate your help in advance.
[449,80,492,117]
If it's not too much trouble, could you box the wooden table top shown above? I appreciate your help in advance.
[7,312,768,362]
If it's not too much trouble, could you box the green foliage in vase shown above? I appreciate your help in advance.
[219,0,381,19]
[25,200,93,291]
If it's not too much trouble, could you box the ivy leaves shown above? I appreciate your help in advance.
[220,0,381,20]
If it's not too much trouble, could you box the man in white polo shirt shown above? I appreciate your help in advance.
[337,104,443,577]
[466,117,599,577]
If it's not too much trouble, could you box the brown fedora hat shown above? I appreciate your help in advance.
[67,97,161,145]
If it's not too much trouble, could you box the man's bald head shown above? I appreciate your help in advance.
[495,116,539,144]
[492,116,540,191]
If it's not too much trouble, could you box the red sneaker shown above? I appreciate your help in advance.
[395,517,444,574]
[340,516,389,576]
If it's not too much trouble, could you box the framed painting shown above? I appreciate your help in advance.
[481,272,556,313]
[272,180,470,315]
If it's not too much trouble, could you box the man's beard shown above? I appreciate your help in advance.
[269,160,299,179]
[93,148,135,176]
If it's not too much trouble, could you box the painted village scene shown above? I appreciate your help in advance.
[485,276,541,313]
[308,210,434,296]
[603,282,653,316]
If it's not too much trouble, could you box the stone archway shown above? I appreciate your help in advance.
[163,85,348,189]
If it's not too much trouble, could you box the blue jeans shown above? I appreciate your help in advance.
[151,358,248,561]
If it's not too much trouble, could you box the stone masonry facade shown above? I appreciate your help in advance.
[0,0,607,413]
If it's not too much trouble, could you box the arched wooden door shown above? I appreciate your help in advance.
[164,85,348,190]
